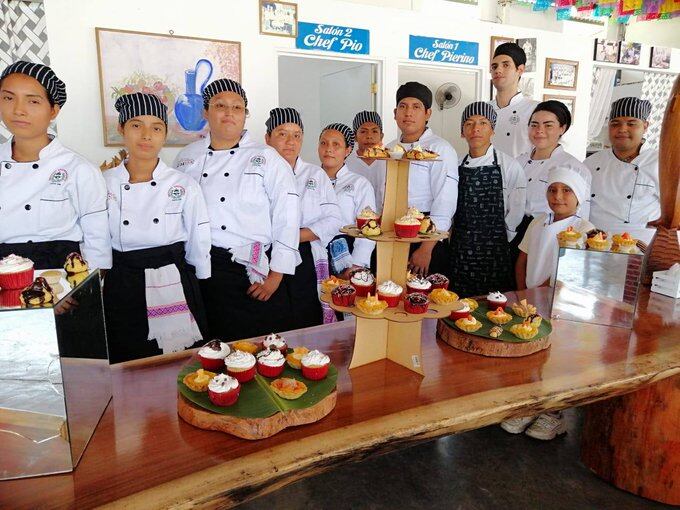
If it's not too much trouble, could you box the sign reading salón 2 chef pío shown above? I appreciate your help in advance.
[409,35,478,65]
[296,22,370,55]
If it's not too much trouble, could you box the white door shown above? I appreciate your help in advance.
[320,64,374,129]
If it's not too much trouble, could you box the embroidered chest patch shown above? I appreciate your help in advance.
[49,168,68,184]
[509,114,520,126]
[342,184,354,193]
[306,178,317,190]
[168,185,186,201]
[250,155,266,167]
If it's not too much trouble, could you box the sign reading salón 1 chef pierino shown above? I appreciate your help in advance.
[409,35,478,65]
[296,22,370,55]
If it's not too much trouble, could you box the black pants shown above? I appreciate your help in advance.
[509,215,534,288]
[285,242,322,330]
[201,246,293,341]
[103,242,207,364]
[0,240,80,269]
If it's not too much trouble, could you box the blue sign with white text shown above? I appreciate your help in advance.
[296,22,370,55]
[409,35,478,66]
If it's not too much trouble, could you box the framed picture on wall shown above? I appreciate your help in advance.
[618,42,642,66]
[259,1,298,38]
[543,94,576,121]
[650,46,671,69]
[544,58,578,91]
[516,38,537,72]
[96,28,241,147]
[593,39,620,63]
[490,36,515,66]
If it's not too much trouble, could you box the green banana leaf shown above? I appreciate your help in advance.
[442,300,552,344]
[177,359,338,418]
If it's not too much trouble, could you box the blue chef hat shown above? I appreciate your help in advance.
[115,92,168,125]
[1,61,66,107]
[322,123,355,148]
[202,78,247,109]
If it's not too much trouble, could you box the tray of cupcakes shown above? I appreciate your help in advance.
[558,228,643,254]
[176,335,338,439]
[342,206,448,242]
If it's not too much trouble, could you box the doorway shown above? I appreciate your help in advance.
[278,54,378,162]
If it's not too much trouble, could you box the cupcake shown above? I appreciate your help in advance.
[612,232,638,254]
[426,273,449,290]
[286,346,310,370]
[418,216,437,235]
[197,340,230,371]
[64,252,88,274]
[487,291,507,309]
[301,349,331,380]
[0,254,34,290]
[406,207,425,221]
[449,301,471,320]
[486,306,513,325]
[406,273,432,295]
[256,349,286,378]
[429,288,458,305]
[377,280,403,308]
[224,351,256,382]
[356,294,388,315]
[20,277,55,307]
[331,284,356,307]
[557,226,583,248]
[460,298,479,311]
[356,206,380,229]
[455,314,483,333]
[183,368,216,392]
[321,275,347,294]
[263,333,287,354]
[207,373,241,407]
[586,231,610,251]
[0,289,22,308]
[404,292,429,314]
[394,215,421,238]
[232,340,259,354]
[350,269,375,297]
[361,219,382,237]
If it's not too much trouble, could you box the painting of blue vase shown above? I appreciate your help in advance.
[175,59,213,132]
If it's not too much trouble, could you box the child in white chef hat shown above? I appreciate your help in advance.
[504,167,595,440]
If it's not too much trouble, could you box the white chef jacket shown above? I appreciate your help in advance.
[516,145,592,219]
[332,165,376,268]
[458,145,527,241]
[173,130,301,275]
[345,150,386,213]
[104,159,211,279]
[490,93,538,158]
[584,147,660,244]
[387,128,459,232]
[519,212,595,289]
[0,137,112,269]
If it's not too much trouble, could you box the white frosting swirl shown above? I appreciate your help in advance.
[263,333,286,349]
[256,348,285,367]
[357,206,379,219]
[406,207,424,219]
[460,316,478,325]
[407,277,431,290]
[198,340,230,359]
[301,349,330,367]
[0,254,33,274]
[351,271,374,285]
[456,303,471,313]
[377,280,403,295]
[487,291,506,301]
[396,215,421,226]
[225,350,256,369]
[208,373,239,393]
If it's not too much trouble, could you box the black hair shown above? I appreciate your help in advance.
[493,42,527,68]
[530,100,572,132]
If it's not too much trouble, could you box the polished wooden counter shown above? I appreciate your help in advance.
[3,288,679,509]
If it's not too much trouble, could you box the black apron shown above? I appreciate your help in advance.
[408,210,450,277]
[284,241,322,329]
[200,246,293,341]
[0,240,80,269]
[509,214,534,269]
[449,150,514,297]
[103,242,207,364]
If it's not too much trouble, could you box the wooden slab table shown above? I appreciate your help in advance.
[2,287,679,509]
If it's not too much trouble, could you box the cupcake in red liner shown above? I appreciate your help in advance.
[377,280,403,308]
[404,292,430,314]
[197,339,230,371]
[394,215,421,238]
[262,333,287,354]
[224,351,256,382]
[0,254,34,290]
[256,349,286,378]
[332,284,356,307]
[301,349,331,381]
[350,269,375,297]
[406,273,432,295]
[207,373,241,407]
[426,273,449,290]
[356,206,380,229]
[487,291,508,310]
[449,301,472,320]
[0,289,22,308]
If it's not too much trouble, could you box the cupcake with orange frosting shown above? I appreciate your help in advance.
[455,314,482,333]
[612,232,638,254]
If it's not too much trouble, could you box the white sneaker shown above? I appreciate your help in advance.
[500,416,536,434]
[524,413,567,440]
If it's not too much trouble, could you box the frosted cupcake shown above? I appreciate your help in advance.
[356,206,380,229]
[224,350,256,382]
[405,207,425,221]
[406,273,432,295]
[0,254,34,290]
[350,269,376,297]
[256,349,286,378]
[377,280,403,308]
[394,215,421,238]
[263,333,287,354]
[301,349,331,380]
[487,291,507,309]
[197,340,231,371]
[207,373,241,407]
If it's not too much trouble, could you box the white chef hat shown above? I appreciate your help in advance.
[547,167,588,207]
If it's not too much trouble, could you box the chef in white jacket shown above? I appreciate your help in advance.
[319,123,376,278]
[388,81,459,276]
[173,78,301,340]
[0,61,111,270]
[264,107,342,326]
[345,111,387,212]
[103,93,210,363]
[584,97,660,245]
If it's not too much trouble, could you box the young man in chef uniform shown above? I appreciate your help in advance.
[584,97,660,245]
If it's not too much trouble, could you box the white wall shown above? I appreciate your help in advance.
[42,0,671,166]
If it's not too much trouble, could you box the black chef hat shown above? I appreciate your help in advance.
[115,92,168,126]
[0,61,66,107]
[202,78,247,109]
[493,42,527,68]
[352,111,383,133]
[265,107,303,134]
[460,101,497,133]
[610,97,652,122]
[530,100,572,132]
[321,123,355,148]
[396,81,432,110]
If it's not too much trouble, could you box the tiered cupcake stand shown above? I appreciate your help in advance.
[321,158,459,376]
